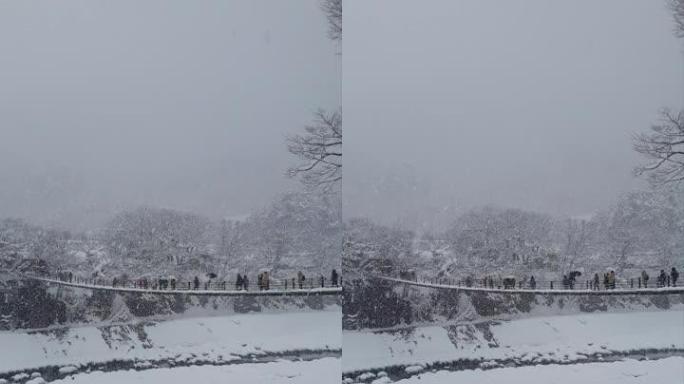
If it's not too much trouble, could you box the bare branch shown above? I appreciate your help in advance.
[287,108,342,193]
[321,0,342,42]
[633,109,684,186]
[672,0,684,38]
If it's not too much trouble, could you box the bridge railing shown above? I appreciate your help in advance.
[405,276,679,291]
[45,275,342,292]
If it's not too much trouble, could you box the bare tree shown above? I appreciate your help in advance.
[672,0,684,38]
[287,109,342,192]
[321,0,342,42]
[633,109,684,185]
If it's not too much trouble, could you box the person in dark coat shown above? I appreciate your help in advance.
[529,275,536,290]
[243,275,249,291]
[641,270,649,288]
[193,276,200,290]
[236,274,243,291]
[297,271,305,289]
[593,273,600,290]
[331,269,339,287]
[672,267,679,287]
[658,270,667,287]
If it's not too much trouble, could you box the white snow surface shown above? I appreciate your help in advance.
[0,309,341,373]
[49,357,341,384]
[392,357,684,383]
[343,310,684,372]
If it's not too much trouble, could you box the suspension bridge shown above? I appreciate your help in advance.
[18,275,342,297]
[375,275,684,296]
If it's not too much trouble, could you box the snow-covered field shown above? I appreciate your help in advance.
[0,308,341,374]
[388,357,684,384]
[343,310,684,373]
[48,357,341,384]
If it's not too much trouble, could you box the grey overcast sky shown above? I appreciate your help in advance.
[343,0,684,229]
[0,0,339,230]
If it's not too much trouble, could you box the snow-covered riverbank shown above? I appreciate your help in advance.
[343,310,684,373]
[0,308,341,375]
[49,356,341,384]
[387,357,684,384]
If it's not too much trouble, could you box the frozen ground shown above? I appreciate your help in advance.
[388,357,684,384]
[47,357,341,384]
[0,308,341,374]
[343,310,684,373]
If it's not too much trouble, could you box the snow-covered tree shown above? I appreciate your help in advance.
[103,207,213,274]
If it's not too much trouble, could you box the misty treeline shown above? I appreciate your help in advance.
[0,191,340,280]
[344,185,684,279]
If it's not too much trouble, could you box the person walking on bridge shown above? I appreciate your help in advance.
[641,270,649,288]
[236,274,243,291]
[529,275,536,290]
[297,271,305,289]
[592,273,600,290]
[672,267,679,287]
[193,276,200,290]
[657,270,667,288]
[331,269,339,287]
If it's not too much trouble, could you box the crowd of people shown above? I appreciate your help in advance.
[233,269,340,291]
[54,269,341,292]
[500,267,680,290]
[422,267,681,291]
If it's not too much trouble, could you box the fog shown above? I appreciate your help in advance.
[0,0,339,231]
[343,0,684,229]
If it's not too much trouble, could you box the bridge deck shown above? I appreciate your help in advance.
[377,276,684,296]
[26,276,342,297]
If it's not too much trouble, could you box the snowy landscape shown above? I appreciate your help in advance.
[0,309,340,383]
[1,0,683,382]
[0,0,343,382]
[341,0,684,382]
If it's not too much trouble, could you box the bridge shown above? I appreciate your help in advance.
[375,276,684,296]
[19,275,342,297]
